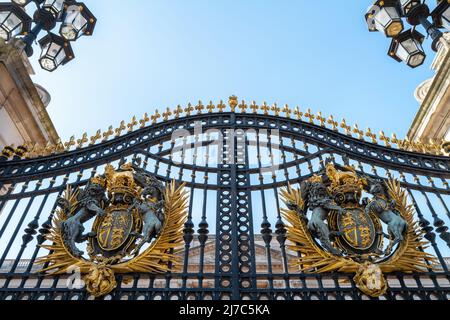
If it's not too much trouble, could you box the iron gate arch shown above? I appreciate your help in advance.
[0,105,449,300]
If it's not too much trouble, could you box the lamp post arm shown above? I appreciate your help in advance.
[419,15,444,51]
[22,23,43,57]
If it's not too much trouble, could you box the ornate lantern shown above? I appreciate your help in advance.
[59,2,96,41]
[388,29,426,68]
[42,0,65,18]
[366,0,404,37]
[0,3,31,41]
[38,32,74,71]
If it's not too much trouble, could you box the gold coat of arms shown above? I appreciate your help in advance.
[281,163,436,297]
[37,160,189,298]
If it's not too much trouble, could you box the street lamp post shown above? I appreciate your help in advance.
[0,0,96,71]
[366,0,450,68]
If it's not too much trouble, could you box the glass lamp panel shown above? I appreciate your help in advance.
[400,38,419,55]
[54,48,66,65]
[375,8,391,28]
[408,52,425,67]
[0,28,7,40]
[4,12,21,32]
[40,57,56,71]
[47,42,62,59]
[44,0,64,15]
[40,43,50,58]
[395,42,409,62]
[442,7,450,30]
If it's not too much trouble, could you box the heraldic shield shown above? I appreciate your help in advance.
[281,163,437,298]
[37,160,189,298]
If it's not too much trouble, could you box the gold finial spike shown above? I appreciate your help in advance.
[316,111,326,127]
[151,109,161,124]
[90,130,102,146]
[304,108,315,124]
[217,100,226,113]
[185,103,194,116]
[238,100,247,113]
[195,100,204,114]
[102,126,114,142]
[271,103,281,116]
[77,133,88,148]
[327,115,338,131]
[391,133,400,148]
[139,113,150,128]
[163,107,172,121]
[228,95,238,112]
[115,121,126,137]
[353,124,364,140]
[261,102,270,115]
[206,101,215,113]
[283,104,291,118]
[55,139,65,153]
[365,128,377,144]
[250,101,259,114]
[127,116,138,132]
[64,136,76,151]
[379,131,391,147]
[294,106,303,120]
[340,119,352,136]
[174,105,183,119]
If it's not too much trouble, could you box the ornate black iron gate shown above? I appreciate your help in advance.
[0,99,449,300]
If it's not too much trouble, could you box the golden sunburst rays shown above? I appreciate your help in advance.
[380,180,437,273]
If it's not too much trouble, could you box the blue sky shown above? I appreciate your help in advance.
[29,0,435,141]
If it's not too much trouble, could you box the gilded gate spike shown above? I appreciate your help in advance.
[163,107,172,121]
[340,119,352,136]
[151,110,161,124]
[353,124,364,140]
[366,128,377,144]
[250,101,259,114]
[238,100,247,113]
[77,133,88,149]
[195,101,204,114]
[316,111,326,127]
[174,105,183,119]
[185,103,194,116]
[102,126,114,142]
[294,106,303,120]
[217,100,226,112]
[327,115,338,131]
[115,121,126,137]
[44,142,55,155]
[206,101,215,113]
[283,104,291,118]
[305,109,315,124]
[261,102,270,115]
[127,116,138,132]
[64,136,76,151]
[90,130,102,146]
[55,139,65,153]
[228,95,238,112]
[391,133,400,148]
[139,113,150,128]
[379,131,391,147]
[271,103,281,116]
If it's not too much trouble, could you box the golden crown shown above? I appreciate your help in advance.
[104,164,138,197]
[326,164,367,196]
